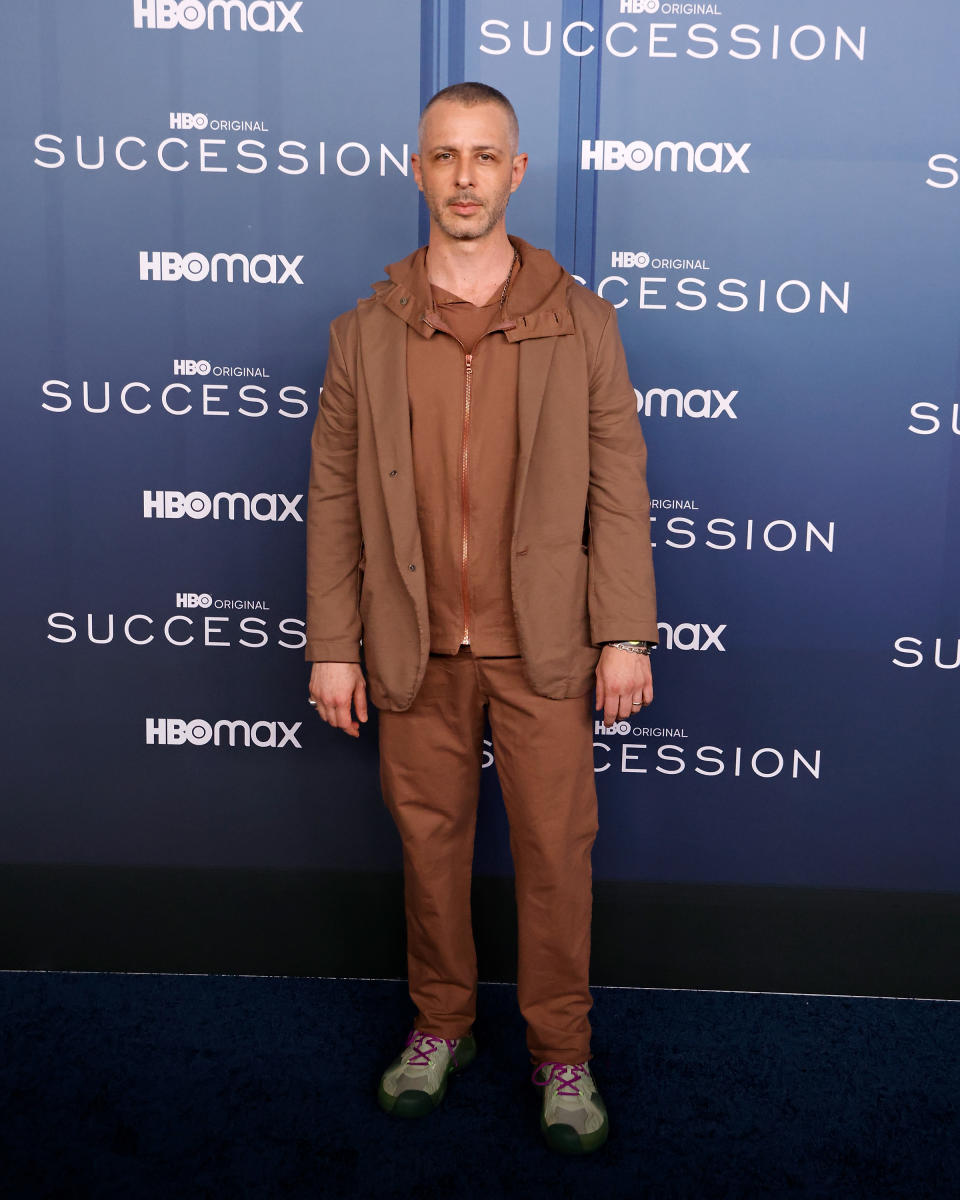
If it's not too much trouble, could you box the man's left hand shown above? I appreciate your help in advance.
[595,645,653,728]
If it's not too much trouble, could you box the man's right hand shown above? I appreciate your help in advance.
[309,662,368,738]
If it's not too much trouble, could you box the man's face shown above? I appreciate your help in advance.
[412,101,527,242]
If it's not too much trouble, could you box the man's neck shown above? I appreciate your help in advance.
[425,228,516,307]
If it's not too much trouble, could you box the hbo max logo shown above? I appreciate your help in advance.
[134,1,303,33]
[143,490,303,521]
[581,140,750,174]
[139,251,303,285]
[146,718,302,748]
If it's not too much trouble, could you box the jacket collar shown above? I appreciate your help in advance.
[374,236,575,341]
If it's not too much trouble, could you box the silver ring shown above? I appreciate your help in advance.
[631,699,644,708]
[308,698,317,706]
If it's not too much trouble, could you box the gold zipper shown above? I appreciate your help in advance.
[460,352,473,646]
[423,307,515,648]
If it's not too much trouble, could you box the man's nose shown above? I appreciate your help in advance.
[454,161,474,189]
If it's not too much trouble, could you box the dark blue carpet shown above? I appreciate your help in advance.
[1,972,958,1198]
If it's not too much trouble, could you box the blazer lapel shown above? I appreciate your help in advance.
[355,303,423,576]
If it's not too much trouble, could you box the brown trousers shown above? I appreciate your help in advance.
[378,649,598,1064]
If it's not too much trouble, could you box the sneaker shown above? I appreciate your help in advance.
[532,1061,609,1154]
[377,1029,477,1118]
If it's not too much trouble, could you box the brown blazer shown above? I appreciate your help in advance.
[305,238,657,711]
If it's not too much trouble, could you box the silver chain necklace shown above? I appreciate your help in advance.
[499,247,520,310]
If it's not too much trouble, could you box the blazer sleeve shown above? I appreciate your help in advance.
[304,320,364,663]
[586,306,659,645]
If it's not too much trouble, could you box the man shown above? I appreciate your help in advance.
[305,83,656,1155]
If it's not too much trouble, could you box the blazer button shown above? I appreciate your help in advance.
[399,297,408,306]
[389,470,397,477]
[408,564,416,572]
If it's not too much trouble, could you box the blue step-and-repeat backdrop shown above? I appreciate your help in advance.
[2,2,958,934]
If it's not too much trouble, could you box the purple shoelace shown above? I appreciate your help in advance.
[405,1029,461,1068]
[532,1061,588,1096]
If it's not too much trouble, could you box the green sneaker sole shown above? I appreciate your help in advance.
[540,1113,609,1155]
[377,1033,477,1119]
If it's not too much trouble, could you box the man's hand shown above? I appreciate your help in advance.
[595,645,653,728]
[309,662,368,738]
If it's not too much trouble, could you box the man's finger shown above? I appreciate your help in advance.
[333,699,359,737]
[354,684,368,724]
[317,695,354,736]
[638,665,653,709]
[595,679,605,717]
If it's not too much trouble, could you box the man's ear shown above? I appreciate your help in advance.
[510,152,529,194]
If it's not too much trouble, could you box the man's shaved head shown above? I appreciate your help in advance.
[418,82,520,155]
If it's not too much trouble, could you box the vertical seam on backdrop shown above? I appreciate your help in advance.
[556,0,602,285]
[447,0,465,89]
[555,0,582,275]
[577,0,602,287]
[418,0,437,248]
[418,1,465,248]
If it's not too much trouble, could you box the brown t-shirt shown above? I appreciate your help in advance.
[406,278,522,656]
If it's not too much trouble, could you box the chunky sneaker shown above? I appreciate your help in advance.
[533,1061,609,1154]
[377,1029,477,1118]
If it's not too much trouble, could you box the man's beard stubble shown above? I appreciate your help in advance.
[429,188,510,241]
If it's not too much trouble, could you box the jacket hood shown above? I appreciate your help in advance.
[371,236,576,341]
